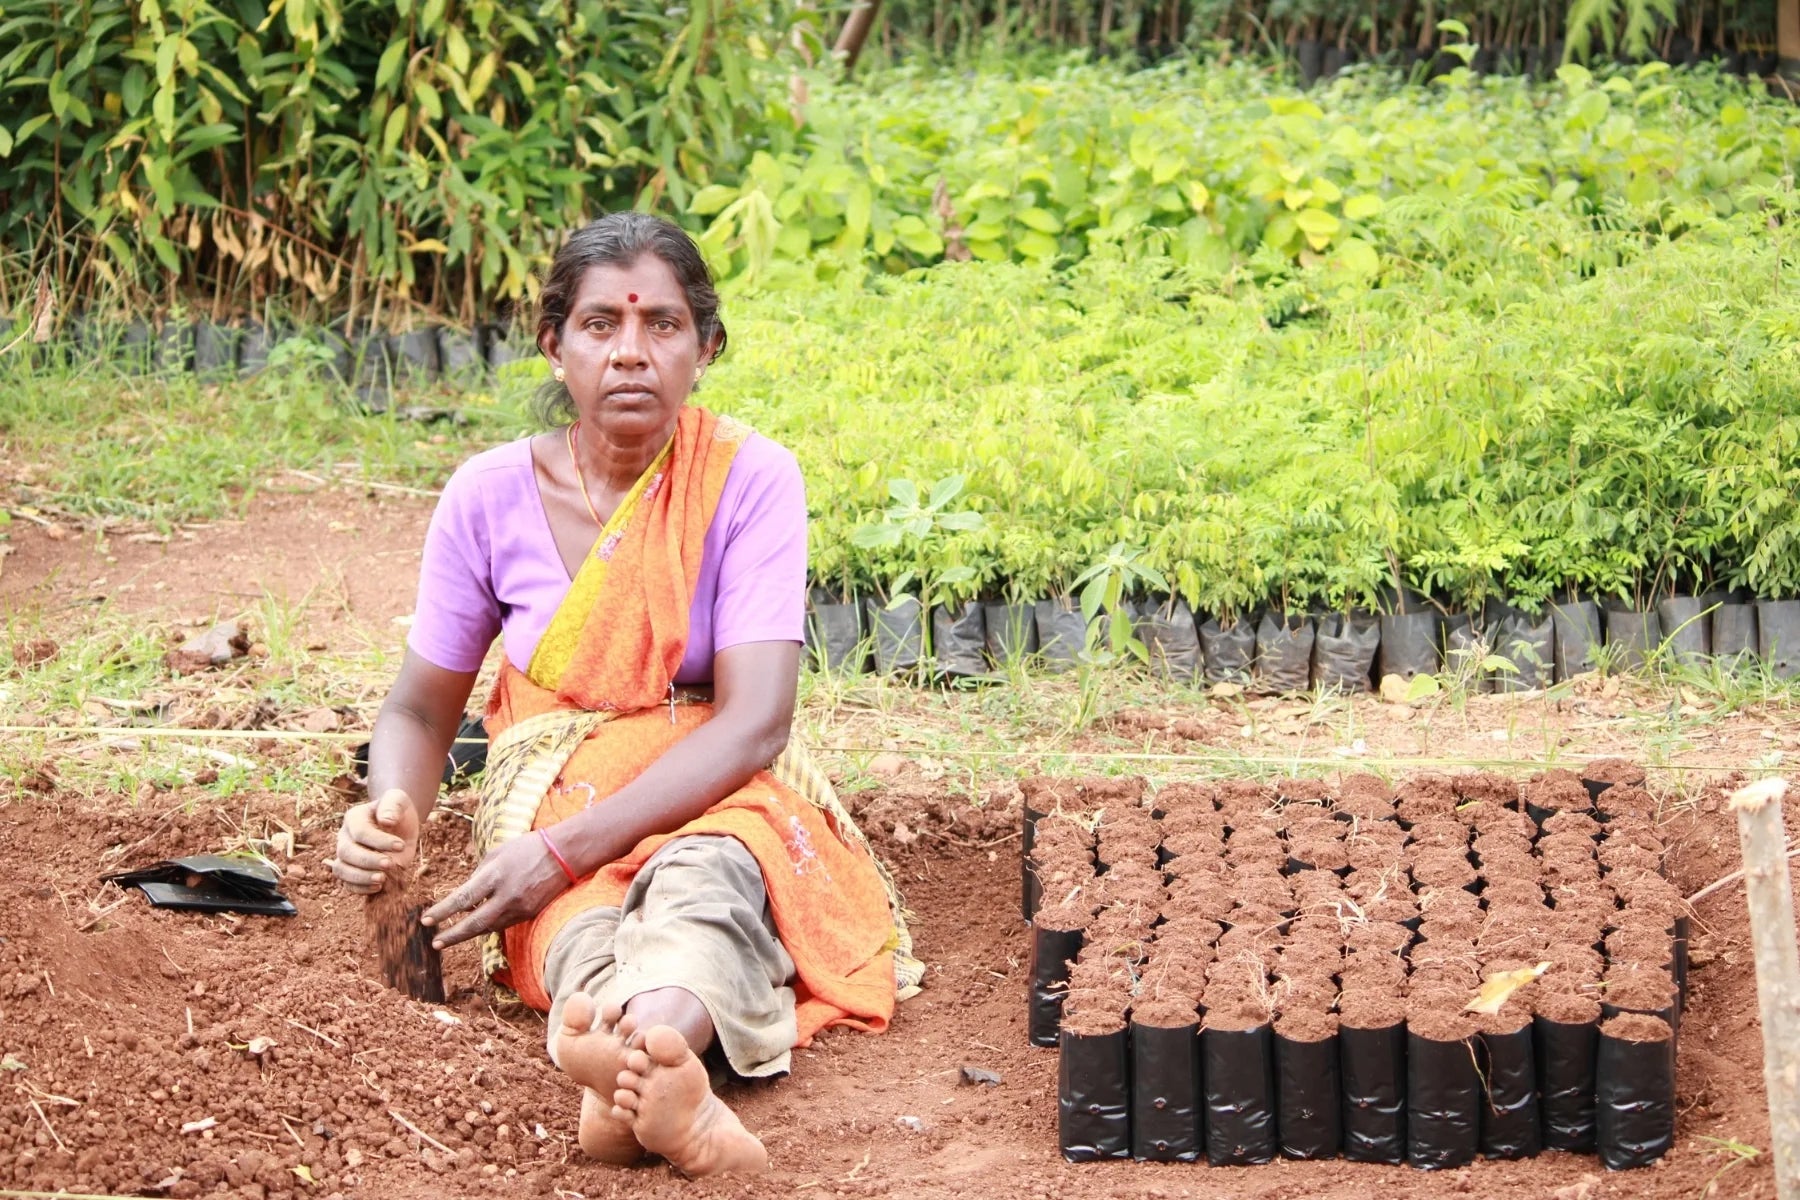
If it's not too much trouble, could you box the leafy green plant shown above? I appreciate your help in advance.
[850,474,986,656]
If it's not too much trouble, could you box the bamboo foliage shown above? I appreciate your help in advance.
[0,0,814,328]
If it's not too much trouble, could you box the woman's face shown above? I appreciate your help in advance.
[541,255,716,444]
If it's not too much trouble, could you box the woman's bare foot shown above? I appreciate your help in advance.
[553,993,644,1164]
[610,1024,767,1176]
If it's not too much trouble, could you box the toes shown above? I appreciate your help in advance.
[612,1086,642,1114]
[615,1068,644,1095]
[616,1010,639,1046]
[561,992,598,1037]
[601,1002,626,1034]
[641,1024,692,1069]
[622,1047,651,1077]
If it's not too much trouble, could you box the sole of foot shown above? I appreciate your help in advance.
[554,993,645,1165]
[611,1023,768,1176]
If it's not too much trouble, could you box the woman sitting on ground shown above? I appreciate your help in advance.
[326,212,920,1177]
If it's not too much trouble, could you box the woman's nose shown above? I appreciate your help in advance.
[611,319,649,367]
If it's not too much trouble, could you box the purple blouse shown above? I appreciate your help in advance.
[406,429,807,682]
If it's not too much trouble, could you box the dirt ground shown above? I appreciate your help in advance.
[2,484,1798,1200]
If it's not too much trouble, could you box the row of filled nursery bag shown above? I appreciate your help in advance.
[804,591,1800,686]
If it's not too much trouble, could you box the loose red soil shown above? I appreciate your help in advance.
[5,495,1800,1197]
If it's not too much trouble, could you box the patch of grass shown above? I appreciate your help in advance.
[0,349,536,528]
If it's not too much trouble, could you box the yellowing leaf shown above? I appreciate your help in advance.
[1465,962,1551,1015]
[1344,193,1384,220]
[1185,180,1210,213]
[292,1165,316,1185]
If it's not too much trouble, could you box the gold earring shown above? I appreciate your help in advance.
[553,366,566,383]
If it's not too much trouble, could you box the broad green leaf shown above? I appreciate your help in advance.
[1015,229,1059,260]
[688,185,737,216]
[1015,207,1062,234]
[445,27,471,74]
[1293,207,1340,243]
[1343,194,1383,220]
[376,39,406,90]
[382,106,407,154]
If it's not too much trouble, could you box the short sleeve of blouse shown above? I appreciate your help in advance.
[406,456,504,672]
[711,439,807,650]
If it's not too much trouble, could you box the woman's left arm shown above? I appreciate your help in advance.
[422,638,799,948]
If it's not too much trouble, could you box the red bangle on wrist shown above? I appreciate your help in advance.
[538,828,579,886]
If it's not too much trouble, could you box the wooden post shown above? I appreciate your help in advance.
[1782,0,1800,77]
[834,0,883,75]
[1728,777,1800,1200]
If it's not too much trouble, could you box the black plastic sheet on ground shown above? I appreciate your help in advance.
[1535,1014,1600,1153]
[1059,1028,1131,1161]
[1478,1023,1541,1160]
[1203,1024,1277,1165]
[1406,1029,1481,1170]
[1596,1025,1677,1169]
[1275,1028,1341,1159]
[1029,925,1084,1047]
[1340,1021,1407,1163]
[1130,1022,1203,1161]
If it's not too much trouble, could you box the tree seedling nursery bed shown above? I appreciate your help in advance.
[1021,763,1685,1170]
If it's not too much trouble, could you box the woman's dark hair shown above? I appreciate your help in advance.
[532,212,727,425]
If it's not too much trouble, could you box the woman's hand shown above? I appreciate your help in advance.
[420,832,571,950]
[327,788,420,894]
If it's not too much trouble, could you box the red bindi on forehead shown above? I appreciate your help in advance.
[627,293,638,303]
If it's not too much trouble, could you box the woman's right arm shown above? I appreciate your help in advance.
[327,650,479,893]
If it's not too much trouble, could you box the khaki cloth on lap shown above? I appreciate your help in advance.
[543,835,799,1079]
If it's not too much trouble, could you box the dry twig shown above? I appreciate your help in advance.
[389,1108,453,1154]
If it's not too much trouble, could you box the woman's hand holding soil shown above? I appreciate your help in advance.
[421,830,572,949]
[328,787,421,893]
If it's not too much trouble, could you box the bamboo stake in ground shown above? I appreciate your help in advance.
[1728,777,1800,1200]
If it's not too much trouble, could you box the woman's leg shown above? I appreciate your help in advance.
[601,835,796,1175]
[542,907,644,1164]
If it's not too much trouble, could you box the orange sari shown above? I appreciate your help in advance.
[470,407,916,1045]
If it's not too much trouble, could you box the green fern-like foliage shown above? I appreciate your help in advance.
[1564,0,1680,60]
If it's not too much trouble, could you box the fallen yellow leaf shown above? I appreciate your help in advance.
[1464,961,1552,1015]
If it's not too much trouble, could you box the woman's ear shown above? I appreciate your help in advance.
[537,324,561,372]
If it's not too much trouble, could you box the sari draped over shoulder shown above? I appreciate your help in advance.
[470,406,921,1045]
